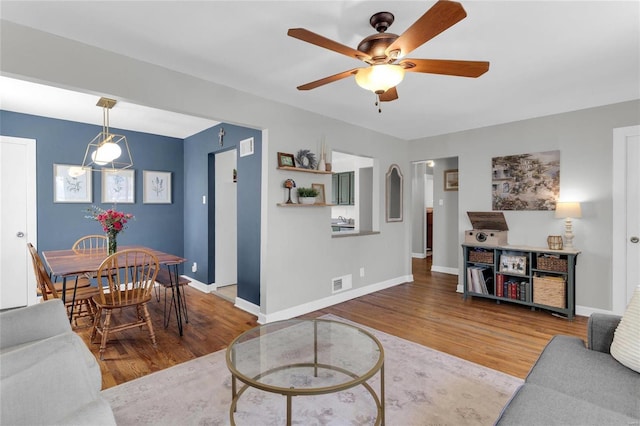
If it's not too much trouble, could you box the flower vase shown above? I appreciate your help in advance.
[107,233,117,255]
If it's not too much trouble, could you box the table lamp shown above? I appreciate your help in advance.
[555,202,582,248]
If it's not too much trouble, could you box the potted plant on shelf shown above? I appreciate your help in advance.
[297,187,319,205]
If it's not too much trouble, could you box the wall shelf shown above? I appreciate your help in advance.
[277,203,335,207]
[277,166,332,175]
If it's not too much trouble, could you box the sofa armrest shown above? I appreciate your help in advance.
[587,313,622,354]
[0,300,71,350]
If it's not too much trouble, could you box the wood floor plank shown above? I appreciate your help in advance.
[73,257,588,390]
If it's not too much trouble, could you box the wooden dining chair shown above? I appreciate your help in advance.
[72,235,108,254]
[90,249,159,360]
[27,243,98,326]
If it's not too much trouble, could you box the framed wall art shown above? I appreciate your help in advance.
[53,164,92,203]
[444,169,459,191]
[102,169,134,204]
[143,170,172,204]
[491,150,560,211]
[312,183,325,204]
[277,152,295,168]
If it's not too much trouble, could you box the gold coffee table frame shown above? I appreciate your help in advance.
[226,319,385,426]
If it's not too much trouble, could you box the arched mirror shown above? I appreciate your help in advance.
[385,164,403,222]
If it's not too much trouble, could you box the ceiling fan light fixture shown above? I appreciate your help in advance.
[355,64,405,94]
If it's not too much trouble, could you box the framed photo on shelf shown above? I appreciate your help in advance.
[143,170,172,204]
[500,254,527,275]
[102,169,134,204]
[53,164,92,203]
[444,169,459,191]
[312,183,325,204]
[277,152,295,168]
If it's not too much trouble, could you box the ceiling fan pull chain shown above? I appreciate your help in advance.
[375,94,382,113]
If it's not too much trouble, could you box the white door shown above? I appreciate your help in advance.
[612,125,640,314]
[214,149,238,288]
[0,136,37,309]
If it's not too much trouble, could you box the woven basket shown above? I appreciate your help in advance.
[533,276,566,308]
[537,256,568,272]
[469,251,493,264]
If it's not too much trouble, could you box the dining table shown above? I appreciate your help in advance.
[42,245,188,336]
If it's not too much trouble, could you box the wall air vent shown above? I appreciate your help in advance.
[332,274,352,294]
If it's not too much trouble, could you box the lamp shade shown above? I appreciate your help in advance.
[355,65,405,94]
[555,202,582,219]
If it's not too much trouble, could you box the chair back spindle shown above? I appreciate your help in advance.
[95,249,159,306]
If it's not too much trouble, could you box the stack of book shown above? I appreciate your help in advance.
[496,273,527,301]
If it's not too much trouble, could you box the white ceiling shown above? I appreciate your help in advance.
[1,1,638,141]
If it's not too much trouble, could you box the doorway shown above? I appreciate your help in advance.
[412,157,459,275]
[0,136,37,309]
[211,148,238,301]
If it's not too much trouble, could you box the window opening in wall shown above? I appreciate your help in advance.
[330,151,378,234]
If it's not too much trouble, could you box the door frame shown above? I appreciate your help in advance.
[612,125,639,314]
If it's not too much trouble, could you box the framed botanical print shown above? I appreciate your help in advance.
[53,164,92,203]
[102,169,134,204]
[143,170,172,204]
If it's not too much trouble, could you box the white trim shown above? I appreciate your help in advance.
[430,265,459,276]
[235,297,261,320]
[260,275,413,324]
[184,276,214,293]
[612,125,639,315]
[260,129,268,316]
[412,252,427,259]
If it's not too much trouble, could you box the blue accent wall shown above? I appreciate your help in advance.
[183,124,261,305]
[0,110,185,266]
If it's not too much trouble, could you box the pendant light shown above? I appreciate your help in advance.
[81,97,133,172]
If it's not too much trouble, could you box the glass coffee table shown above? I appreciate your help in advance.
[226,318,385,425]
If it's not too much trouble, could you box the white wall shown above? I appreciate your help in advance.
[408,100,640,312]
[1,21,412,321]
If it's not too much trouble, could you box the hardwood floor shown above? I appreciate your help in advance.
[74,257,588,390]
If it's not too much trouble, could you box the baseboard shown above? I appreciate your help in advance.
[260,274,413,324]
[412,252,426,259]
[430,265,459,276]
[183,276,214,293]
[234,297,261,320]
[575,305,616,318]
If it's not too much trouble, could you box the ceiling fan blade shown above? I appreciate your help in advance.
[379,87,399,102]
[400,59,489,77]
[296,68,361,91]
[288,28,371,62]
[386,0,467,58]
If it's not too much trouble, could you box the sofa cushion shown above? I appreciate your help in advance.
[611,285,640,373]
[0,332,102,425]
[495,383,638,425]
[525,335,640,419]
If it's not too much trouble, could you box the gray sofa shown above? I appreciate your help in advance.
[496,313,640,425]
[0,299,116,425]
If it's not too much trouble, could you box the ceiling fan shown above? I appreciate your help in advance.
[287,0,489,111]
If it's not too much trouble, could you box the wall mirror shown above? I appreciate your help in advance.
[385,164,403,222]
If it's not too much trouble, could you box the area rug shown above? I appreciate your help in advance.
[102,315,522,425]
